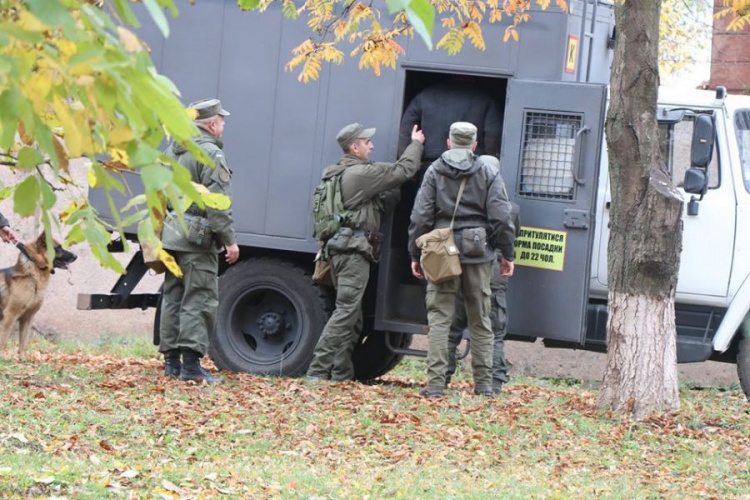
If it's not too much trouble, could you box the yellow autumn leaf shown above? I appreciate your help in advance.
[192,182,210,194]
[87,167,97,188]
[109,148,129,165]
[75,75,95,86]
[110,127,135,145]
[18,10,46,31]
[159,249,183,278]
[58,40,77,59]
[52,97,83,156]
[117,27,143,53]
[201,192,231,210]
[59,200,87,223]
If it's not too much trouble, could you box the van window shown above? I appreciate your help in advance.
[518,112,582,200]
[658,116,720,189]
[736,110,750,192]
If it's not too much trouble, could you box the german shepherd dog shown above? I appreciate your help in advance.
[0,233,77,360]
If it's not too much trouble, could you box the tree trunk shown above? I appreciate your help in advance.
[598,0,682,419]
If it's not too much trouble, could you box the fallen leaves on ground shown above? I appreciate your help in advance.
[0,351,748,498]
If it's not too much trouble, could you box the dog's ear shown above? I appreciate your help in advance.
[34,232,46,252]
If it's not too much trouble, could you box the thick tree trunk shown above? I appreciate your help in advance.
[598,0,682,419]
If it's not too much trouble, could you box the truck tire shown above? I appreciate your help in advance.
[353,329,413,381]
[209,258,332,377]
[738,333,750,401]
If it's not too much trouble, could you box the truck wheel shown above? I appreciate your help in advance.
[353,329,413,381]
[209,258,332,377]
[738,333,750,401]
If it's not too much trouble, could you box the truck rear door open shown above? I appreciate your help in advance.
[502,80,606,344]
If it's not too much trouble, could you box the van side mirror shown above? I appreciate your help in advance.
[683,168,708,195]
[691,114,715,169]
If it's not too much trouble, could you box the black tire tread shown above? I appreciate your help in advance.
[209,257,333,376]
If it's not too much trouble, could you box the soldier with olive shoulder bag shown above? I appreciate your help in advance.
[408,121,517,399]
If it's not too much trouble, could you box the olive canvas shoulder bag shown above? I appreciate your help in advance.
[415,177,467,284]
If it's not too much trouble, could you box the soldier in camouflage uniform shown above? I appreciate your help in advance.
[0,213,17,244]
[446,156,521,395]
[159,98,240,384]
[306,123,425,381]
[409,123,516,398]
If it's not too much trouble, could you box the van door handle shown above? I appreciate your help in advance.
[572,125,590,186]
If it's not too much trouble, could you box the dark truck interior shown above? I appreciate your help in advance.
[374,70,509,333]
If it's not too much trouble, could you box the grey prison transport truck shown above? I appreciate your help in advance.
[79,0,750,399]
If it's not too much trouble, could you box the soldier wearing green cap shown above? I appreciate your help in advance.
[0,212,17,244]
[408,122,516,398]
[306,122,426,381]
[159,98,239,384]
[445,155,521,395]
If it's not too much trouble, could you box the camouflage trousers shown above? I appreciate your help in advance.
[159,251,219,356]
[446,277,510,385]
[307,252,369,381]
[425,262,493,389]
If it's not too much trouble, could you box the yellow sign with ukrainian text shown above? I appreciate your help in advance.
[565,35,579,74]
[515,226,567,272]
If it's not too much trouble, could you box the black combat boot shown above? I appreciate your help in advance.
[163,349,181,378]
[179,348,223,384]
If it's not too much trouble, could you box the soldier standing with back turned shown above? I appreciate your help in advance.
[159,98,240,384]
[409,122,516,398]
[306,123,425,381]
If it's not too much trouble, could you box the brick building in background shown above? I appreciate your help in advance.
[709,1,750,94]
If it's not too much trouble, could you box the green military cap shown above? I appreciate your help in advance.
[449,121,477,148]
[336,123,376,151]
[189,98,231,120]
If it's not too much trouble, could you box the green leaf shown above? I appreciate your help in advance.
[14,176,40,216]
[386,0,410,14]
[238,0,262,10]
[405,0,434,50]
[143,0,170,38]
[122,194,147,213]
[40,179,56,210]
[0,22,45,44]
[112,0,141,28]
[26,0,74,29]
[201,192,231,210]
[17,147,44,169]
[141,164,172,192]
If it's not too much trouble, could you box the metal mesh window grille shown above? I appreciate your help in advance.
[519,112,582,200]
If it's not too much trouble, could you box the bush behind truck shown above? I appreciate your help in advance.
[78,0,750,399]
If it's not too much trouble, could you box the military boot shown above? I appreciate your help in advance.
[179,349,223,384]
[163,349,181,378]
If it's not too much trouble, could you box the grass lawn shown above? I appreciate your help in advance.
[0,337,748,499]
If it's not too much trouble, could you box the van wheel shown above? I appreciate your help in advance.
[209,258,333,376]
[737,333,750,401]
[353,327,412,381]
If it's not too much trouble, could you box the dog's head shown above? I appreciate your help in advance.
[24,233,77,271]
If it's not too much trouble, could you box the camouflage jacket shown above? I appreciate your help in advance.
[161,129,236,253]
